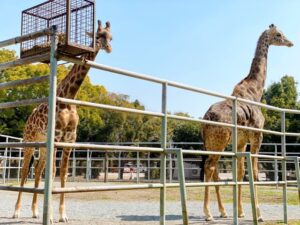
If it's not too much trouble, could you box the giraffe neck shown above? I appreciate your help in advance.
[57,51,99,99]
[232,31,269,102]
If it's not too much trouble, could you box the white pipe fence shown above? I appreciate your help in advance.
[1,138,299,184]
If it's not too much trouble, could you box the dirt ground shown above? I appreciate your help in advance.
[0,181,299,225]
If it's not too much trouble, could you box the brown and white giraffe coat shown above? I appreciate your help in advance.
[201,24,293,221]
[13,20,112,222]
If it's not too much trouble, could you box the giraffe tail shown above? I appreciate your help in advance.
[199,154,207,182]
[29,155,34,171]
[24,156,34,182]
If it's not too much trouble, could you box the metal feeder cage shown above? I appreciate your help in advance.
[21,0,95,59]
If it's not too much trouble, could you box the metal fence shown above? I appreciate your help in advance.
[0,27,299,225]
[1,138,300,184]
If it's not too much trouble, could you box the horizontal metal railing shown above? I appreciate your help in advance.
[0,28,51,48]
[0,75,49,90]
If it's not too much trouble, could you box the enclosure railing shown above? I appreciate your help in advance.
[1,141,300,184]
[0,27,299,225]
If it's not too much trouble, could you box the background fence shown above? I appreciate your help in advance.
[1,135,299,184]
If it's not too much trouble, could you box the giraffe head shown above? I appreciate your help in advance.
[267,24,293,47]
[87,20,112,53]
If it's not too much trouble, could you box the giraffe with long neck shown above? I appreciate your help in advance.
[13,20,112,222]
[201,24,293,221]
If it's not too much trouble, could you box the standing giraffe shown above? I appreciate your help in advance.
[201,24,293,221]
[13,20,112,222]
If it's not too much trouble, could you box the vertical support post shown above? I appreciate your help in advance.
[169,153,173,183]
[274,144,278,188]
[281,111,288,224]
[148,153,150,181]
[176,149,188,225]
[118,151,121,179]
[43,25,58,225]
[86,149,90,181]
[17,147,21,183]
[160,82,167,225]
[293,157,300,203]
[8,146,11,180]
[104,151,108,183]
[137,151,140,183]
[72,149,76,181]
[232,98,238,225]
[3,137,8,184]
[245,153,258,225]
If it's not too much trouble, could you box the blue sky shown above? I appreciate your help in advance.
[1,1,300,117]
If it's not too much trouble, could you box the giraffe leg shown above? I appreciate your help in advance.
[59,148,72,222]
[250,133,263,222]
[31,148,46,218]
[203,155,219,221]
[13,148,35,218]
[237,156,245,218]
[252,155,263,222]
[213,166,227,218]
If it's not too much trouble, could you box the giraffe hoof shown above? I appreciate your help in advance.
[32,211,39,219]
[258,217,264,222]
[205,216,214,221]
[220,212,228,218]
[238,213,245,218]
[12,211,20,219]
[59,216,69,223]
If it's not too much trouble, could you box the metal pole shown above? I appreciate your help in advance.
[160,82,167,225]
[86,149,90,181]
[72,149,76,181]
[17,148,21,183]
[169,141,173,183]
[104,151,108,183]
[42,25,58,225]
[118,151,121,179]
[232,98,238,225]
[245,153,258,225]
[148,153,150,181]
[281,111,288,224]
[176,149,188,225]
[293,157,300,203]
[274,144,278,188]
[3,137,8,184]
[8,146,11,180]
[137,151,140,183]
[169,153,172,183]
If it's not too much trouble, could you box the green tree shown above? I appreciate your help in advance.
[262,75,300,143]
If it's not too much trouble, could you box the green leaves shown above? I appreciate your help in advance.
[262,75,300,142]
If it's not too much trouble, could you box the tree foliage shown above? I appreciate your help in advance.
[0,49,201,145]
[262,75,300,143]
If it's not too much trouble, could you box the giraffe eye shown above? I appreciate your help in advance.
[276,33,282,37]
